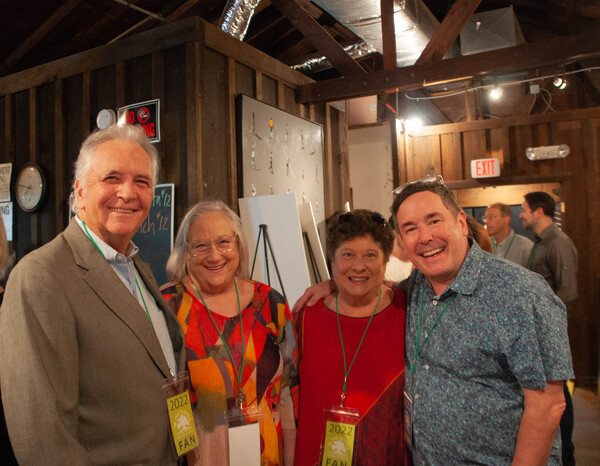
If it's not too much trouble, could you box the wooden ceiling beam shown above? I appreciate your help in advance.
[0,0,84,76]
[269,0,366,76]
[416,0,480,65]
[381,0,396,70]
[297,28,600,104]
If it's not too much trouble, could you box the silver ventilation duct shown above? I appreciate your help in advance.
[220,0,261,40]
[311,0,455,67]
[292,41,377,73]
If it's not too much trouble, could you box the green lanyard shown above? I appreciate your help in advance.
[335,289,381,407]
[526,242,539,269]
[410,288,454,376]
[81,220,152,323]
[193,280,246,409]
[503,231,517,258]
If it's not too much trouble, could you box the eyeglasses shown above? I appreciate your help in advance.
[337,213,387,226]
[392,174,444,196]
[481,214,496,223]
[187,234,237,257]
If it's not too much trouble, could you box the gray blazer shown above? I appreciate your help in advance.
[0,221,186,465]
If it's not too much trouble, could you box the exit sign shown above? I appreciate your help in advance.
[471,158,500,178]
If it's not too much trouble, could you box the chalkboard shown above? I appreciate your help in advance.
[133,183,174,287]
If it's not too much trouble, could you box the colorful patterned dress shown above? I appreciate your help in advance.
[161,280,298,465]
[294,287,406,466]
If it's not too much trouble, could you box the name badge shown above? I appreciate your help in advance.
[162,371,200,457]
[320,406,359,466]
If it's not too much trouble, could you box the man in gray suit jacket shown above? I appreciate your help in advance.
[0,124,186,465]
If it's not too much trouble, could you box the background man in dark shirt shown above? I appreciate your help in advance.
[521,190,578,466]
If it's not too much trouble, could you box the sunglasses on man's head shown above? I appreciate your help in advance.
[392,174,444,196]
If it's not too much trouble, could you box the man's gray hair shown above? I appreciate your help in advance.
[166,200,249,283]
[69,124,159,213]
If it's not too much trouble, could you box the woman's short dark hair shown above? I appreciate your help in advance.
[326,209,394,263]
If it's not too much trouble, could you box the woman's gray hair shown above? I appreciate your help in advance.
[69,123,159,213]
[166,200,250,283]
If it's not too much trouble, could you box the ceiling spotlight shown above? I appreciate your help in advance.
[405,117,423,131]
[553,67,567,89]
[489,86,503,100]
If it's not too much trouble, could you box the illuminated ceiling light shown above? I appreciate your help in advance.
[405,117,423,131]
[489,86,503,100]
[553,67,567,89]
[525,144,570,161]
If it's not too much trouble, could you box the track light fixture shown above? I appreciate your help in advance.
[553,66,567,89]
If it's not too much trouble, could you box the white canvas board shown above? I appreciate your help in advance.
[298,202,329,285]
[239,193,310,308]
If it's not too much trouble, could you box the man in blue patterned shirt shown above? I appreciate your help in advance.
[392,179,573,465]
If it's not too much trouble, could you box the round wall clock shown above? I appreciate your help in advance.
[15,163,46,213]
[96,108,117,130]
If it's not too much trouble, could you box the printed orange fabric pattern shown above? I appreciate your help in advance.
[162,280,298,465]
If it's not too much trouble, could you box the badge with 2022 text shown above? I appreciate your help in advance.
[166,390,199,456]
[320,406,359,466]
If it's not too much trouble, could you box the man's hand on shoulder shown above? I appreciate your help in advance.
[292,280,337,314]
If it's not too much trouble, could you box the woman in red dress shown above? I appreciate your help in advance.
[294,209,406,465]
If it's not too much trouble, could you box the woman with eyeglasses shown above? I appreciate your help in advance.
[294,209,407,466]
[161,200,298,466]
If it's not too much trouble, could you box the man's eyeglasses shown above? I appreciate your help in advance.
[188,234,237,257]
[392,174,444,196]
[337,213,387,226]
[481,215,496,223]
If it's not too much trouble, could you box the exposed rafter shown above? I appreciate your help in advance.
[269,0,366,76]
[297,28,600,103]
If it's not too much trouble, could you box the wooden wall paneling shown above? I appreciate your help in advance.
[507,124,533,176]
[390,120,400,189]
[201,48,229,203]
[163,44,187,221]
[91,66,117,121]
[261,75,277,107]
[394,120,407,185]
[440,132,463,181]
[487,126,508,166]
[0,17,200,97]
[227,57,237,208]
[405,134,415,182]
[185,41,201,210]
[337,108,350,213]
[125,55,153,104]
[14,90,31,259]
[283,85,297,115]
[235,62,255,98]
[412,134,441,179]
[82,72,91,136]
[461,129,485,176]
[28,87,40,245]
[116,62,126,108]
[323,104,335,215]
[553,120,584,175]
[255,70,263,101]
[0,96,7,161]
[54,79,66,232]
[277,81,285,109]
[152,51,165,165]
[37,83,56,243]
